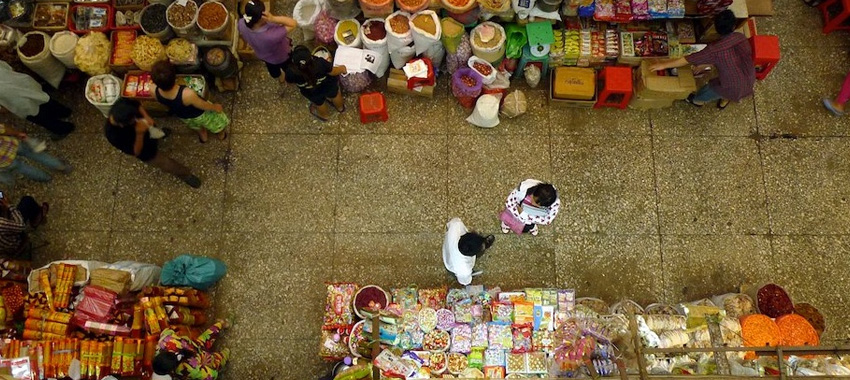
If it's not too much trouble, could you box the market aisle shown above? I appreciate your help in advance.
[6,2,850,378]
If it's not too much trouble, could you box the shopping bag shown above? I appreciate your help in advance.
[499,209,525,235]
[160,254,227,290]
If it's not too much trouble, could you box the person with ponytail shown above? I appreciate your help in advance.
[237,0,297,82]
[282,45,347,121]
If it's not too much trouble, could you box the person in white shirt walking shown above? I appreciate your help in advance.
[443,217,495,286]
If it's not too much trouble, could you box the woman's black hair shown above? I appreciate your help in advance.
[242,0,265,28]
[109,98,143,128]
[152,352,180,375]
[531,183,557,207]
[458,233,486,257]
[288,45,321,87]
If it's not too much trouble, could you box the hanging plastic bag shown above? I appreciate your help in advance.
[467,94,502,128]
[160,254,227,290]
[361,19,390,76]
[340,71,373,93]
[313,10,338,44]
[500,90,527,118]
[293,0,323,40]
[440,17,464,54]
[524,64,541,88]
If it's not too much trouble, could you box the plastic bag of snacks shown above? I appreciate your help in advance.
[318,329,349,360]
[453,300,473,323]
[391,287,418,310]
[451,67,483,108]
[74,32,111,75]
[488,322,513,349]
[471,323,489,347]
[491,301,513,323]
[451,323,472,353]
[511,323,533,353]
[313,10,338,45]
[322,283,358,329]
[524,64,541,88]
[418,287,447,309]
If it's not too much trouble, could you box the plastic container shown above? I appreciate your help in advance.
[17,31,66,89]
[139,3,173,40]
[31,2,70,31]
[166,0,199,39]
[48,31,78,69]
[109,30,137,74]
[196,1,228,39]
[85,74,123,117]
[69,4,113,34]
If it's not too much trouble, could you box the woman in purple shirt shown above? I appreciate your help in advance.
[238,1,297,83]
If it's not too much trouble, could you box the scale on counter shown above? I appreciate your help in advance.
[526,21,554,57]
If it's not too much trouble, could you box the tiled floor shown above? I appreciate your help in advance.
[2,0,850,377]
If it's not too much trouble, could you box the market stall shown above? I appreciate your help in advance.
[0,255,226,380]
[319,282,844,380]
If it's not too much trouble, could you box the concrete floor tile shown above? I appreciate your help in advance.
[661,234,774,302]
[339,77,450,135]
[225,134,336,232]
[111,133,227,232]
[758,0,850,49]
[232,61,338,134]
[761,138,850,234]
[654,136,769,234]
[336,135,447,232]
[33,231,112,267]
[554,234,664,305]
[332,233,451,288]
[551,107,651,135]
[447,135,551,232]
[650,97,757,136]
[477,234,557,290]
[447,90,550,135]
[108,231,224,265]
[222,339,332,379]
[43,133,119,231]
[754,46,850,137]
[771,235,850,343]
[552,135,657,234]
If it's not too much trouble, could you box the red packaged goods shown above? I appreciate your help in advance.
[757,284,794,318]
[511,323,532,353]
[418,287,447,309]
[73,286,118,327]
[323,283,357,329]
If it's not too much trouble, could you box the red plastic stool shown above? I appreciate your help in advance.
[594,66,633,109]
[359,92,388,124]
[749,35,780,81]
[819,0,850,34]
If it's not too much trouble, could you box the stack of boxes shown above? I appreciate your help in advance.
[630,60,697,110]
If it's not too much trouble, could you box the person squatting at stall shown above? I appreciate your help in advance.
[0,124,72,187]
[104,99,202,188]
[443,217,495,286]
[822,72,850,116]
[152,319,231,380]
[647,10,755,110]
[238,0,297,83]
[283,46,348,122]
[152,61,230,143]
[0,61,75,138]
[500,179,561,236]
[0,194,48,256]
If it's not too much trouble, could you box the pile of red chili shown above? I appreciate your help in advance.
[757,284,794,318]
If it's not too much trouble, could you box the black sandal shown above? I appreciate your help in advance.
[717,99,730,110]
[685,94,705,107]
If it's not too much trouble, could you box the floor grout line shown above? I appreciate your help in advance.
[647,110,668,303]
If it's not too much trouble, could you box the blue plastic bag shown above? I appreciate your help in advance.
[160,254,227,290]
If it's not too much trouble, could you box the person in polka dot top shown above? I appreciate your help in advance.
[499,179,561,236]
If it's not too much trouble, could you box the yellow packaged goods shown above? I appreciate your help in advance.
[90,268,131,295]
[552,67,596,100]
[27,308,72,323]
[131,35,166,71]
[74,32,111,75]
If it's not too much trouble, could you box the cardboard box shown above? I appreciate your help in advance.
[387,69,434,98]
[634,60,697,100]
[746,0,774,16]
[549,71,597,108]
[552,67,596,100]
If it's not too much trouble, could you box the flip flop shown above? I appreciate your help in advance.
[218,130,229,141]
[309,105,329,122]
[823,98,845,116]
[685,94,705,108]
[717,99,730,110]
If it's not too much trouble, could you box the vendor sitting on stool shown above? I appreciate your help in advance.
[152,319,230,380]
[443,217,495,286]
[647,10,755,110]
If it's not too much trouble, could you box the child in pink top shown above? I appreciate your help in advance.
[823,72,850,116]
[237,1,297,82]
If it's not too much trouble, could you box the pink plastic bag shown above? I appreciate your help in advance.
[499,209,525,235]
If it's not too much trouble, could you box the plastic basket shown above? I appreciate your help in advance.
[68,4,113,34]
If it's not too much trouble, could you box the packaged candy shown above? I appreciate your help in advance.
[533,329,555,352]
[557,289,576,313]
[430,351,448,374]
[447,352,468,375]
[454,300,474,324]
[374,349,415,378]
[492,302,513,323]
[632,0,650,19]
[471,303,484,323]
[533,305,555,331]
[527,352,548,373]
[648,0,667,17]
[614,0,632,21]
[484,366,506,378]
[511,323,533,353]
[525,288,542,305]
[419,288,447,309]
[322,283,358,329]
[471,323,489,347]
[468,347,485,370]
[667,0,684,17]
[423,329,450,351]
[447,288,470,305]
[318,329,349,360]
[498,292,525,302]
[436,308,456,331]
[391,287,418,310]
[419,307,437,332]
[451,324,472,353]
[506,352,526,373]
[594,0,615,20]
[542,289,558,306]
[513,300,534,325]
[484,348,506,367]
[488,322,513,349]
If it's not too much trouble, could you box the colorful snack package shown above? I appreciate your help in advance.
[451,324,472,353]
[484,348,506,367]
[492,301,513,323]
[525,288,542,305]
[506,352,526,373]
[318,329,349,360]
[533,329,555,352]
[511,323,533,353]
[454,300,474,324]
[471,323,489,347]
[542,289,558,306]
[391,287,418,311]
[632,0,650,19]
[468,347,484,370]
[488,322,513,350]
[418,287,447,309]
[513,300,534,325]
[484,366,506,378]
[534,305,555,331]
[322,283,357,329]
[436,308,456,331]
[447,288,470,305]
[557,289,576,313]
[497,292,525,302]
